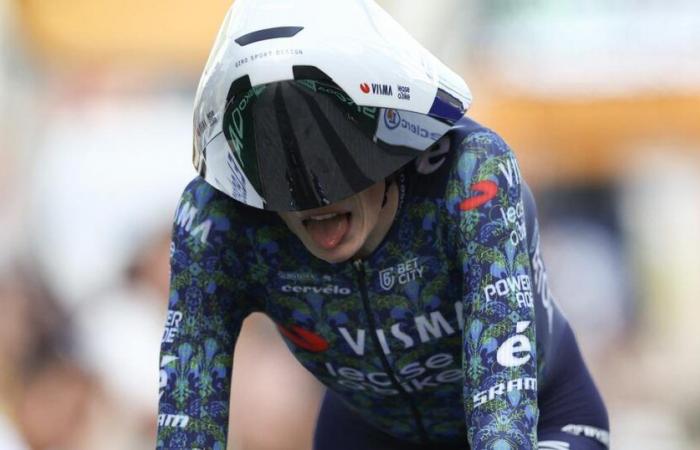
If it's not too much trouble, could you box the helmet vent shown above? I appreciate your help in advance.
[235,26,304,46]
[292,66,334,83]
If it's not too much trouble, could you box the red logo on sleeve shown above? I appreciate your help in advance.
[360,83,370,94]
[277,324,329,352]
[459,180,498,211]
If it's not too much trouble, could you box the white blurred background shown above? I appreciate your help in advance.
[1,1,699,449]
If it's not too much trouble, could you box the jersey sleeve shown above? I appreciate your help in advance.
[446,130,539,449]
[157,178,258,450]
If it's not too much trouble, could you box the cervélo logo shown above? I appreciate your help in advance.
[281,284,351,295]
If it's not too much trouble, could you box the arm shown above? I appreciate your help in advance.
[446,130,538,449]
[157,178,256,450]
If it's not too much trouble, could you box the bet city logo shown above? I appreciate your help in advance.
[378,257,425,291]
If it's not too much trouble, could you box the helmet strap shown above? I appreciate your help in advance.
[381,172,399,209]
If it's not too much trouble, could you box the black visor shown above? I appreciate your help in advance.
[220,75,422,211]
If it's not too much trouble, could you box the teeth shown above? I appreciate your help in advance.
[309,213,340,221]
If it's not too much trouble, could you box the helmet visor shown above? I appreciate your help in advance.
[217,79,422,211]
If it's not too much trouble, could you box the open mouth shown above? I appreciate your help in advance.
[301,212,351,226]
[302,212,352,250]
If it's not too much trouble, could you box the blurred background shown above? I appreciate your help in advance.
[1,0,699,449]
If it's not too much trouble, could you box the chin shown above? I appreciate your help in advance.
[308,241,361,264]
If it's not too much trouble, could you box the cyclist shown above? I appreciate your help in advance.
[157,0,610,448]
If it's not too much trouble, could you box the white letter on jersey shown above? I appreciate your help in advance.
[497,321,532,367]
[339,328,365,356]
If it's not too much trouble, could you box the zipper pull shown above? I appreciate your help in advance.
[352,259,363,272]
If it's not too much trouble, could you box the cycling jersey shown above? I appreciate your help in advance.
[156,117,609,449]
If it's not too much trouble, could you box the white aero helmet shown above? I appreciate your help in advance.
[193,0,472,211]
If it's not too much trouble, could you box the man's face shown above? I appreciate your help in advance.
[278,180,386,263]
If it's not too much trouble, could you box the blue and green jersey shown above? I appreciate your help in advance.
[156,118,605,449]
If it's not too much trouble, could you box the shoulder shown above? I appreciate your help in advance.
[443,119,524,217]
[172,177,234,247]
[446,118,521,188]
[172,176,281,249]
[406,119,519,206]
[449,118,515,173]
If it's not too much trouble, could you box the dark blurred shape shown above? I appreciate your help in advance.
[536,182,635,351]
[0,264,72,383]
[16,354,92,450]
[0,262,93,450]
[229,313,324,450]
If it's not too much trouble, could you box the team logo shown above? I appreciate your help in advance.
[561,424,610,447]
[159,355,178,400]
[496,321,532,367]
[361,82,393,96]
[379,268,396,290]
[384,109,401,130]
[459,180,498,211]
[281,284,351,295]
[538,441,570,450]
[277,324,329,352]
[378,257,424,291]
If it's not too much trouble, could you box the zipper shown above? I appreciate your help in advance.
[352,259,429,444]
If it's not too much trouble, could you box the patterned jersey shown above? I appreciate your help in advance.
[156,118,575,449]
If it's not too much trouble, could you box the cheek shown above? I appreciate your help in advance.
[278,214,314,245]
[352,187,384,232]
[367,184,387,213]
[278,213,300,232]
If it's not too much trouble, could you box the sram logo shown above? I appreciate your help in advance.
[473,376,537,407]
[497,321,532,367]
[158,414,189,429]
